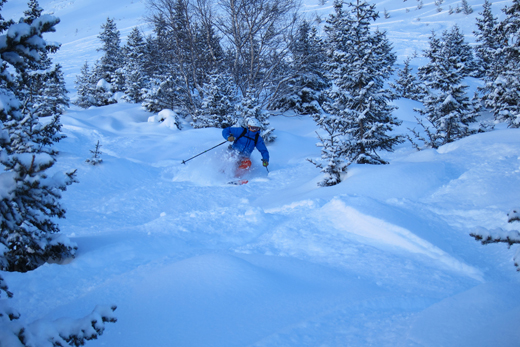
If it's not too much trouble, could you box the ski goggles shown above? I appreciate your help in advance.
[248,126,260,132]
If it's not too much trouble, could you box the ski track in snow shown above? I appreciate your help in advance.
[2,0,520,346]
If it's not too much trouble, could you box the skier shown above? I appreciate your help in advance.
[222,118,269,178]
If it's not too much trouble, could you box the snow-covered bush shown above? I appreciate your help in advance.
[148,109,181,130]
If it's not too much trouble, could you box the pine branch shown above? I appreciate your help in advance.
[470,208,520,271]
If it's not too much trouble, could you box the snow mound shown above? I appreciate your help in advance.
[148,109,181,130]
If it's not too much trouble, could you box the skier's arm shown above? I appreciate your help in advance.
[222,127,242,141]
[255,136,269,162]
[222,127,232,140]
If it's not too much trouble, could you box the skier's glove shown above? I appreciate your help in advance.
[262,160,269,167]
[227,135,235,142]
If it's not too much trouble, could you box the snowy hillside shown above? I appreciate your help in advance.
[2,0,520,346]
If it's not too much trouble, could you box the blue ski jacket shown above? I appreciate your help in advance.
[222,127,269,162]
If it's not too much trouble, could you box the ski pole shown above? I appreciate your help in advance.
[263,161,269,174]
[181,140,228,164]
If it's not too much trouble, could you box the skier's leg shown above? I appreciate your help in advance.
[235,157,252,177]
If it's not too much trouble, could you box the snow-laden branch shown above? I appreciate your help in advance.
[0,276,117,347]
[470,227,520,246]
[470,208,520,271]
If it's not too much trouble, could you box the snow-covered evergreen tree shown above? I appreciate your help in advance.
[473,0,500,78]
[322,0,402,166]
[86,140,103,165]
[95,18,124,86]
[74,61,96,108]
[146,0,223,112]
[29,63,69,147]
[32,63,69,119]
[391,56,424,101]
[15,1,66,123]
[413,27,478,149]
[308,0,402,186]
[1,113,78,272]
[307,112,349,186]
[450,25,478,77]
[461,0,473,15]
[191,72,237,128]
[23,0,43,24]
[194,20,225,87]
[272,20,330,115]
[73,18,124,108]
[89,18,124,105]
[122,27,149,103]
[142,74,188,114]
[140,15,191,114]
[482,0,520,128]
[0,4,77,272]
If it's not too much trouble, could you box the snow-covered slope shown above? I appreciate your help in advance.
[2,0,520,346]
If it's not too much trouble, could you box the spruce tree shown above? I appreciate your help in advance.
[33,63,69,119]
[72,19,123,108]
[308,0,402,186]
[142,75,188,114]
[483,0,520,128]
[90,78,117,107]
[90,18,124,105]
[46,64,70,116]
[448,25,478,77]
[74,61,96,108]
[122,27,149,103]
[461,0,473,14]
[147,0,207,111]
[191,72,237,128]
[273,20,330,115]
[16,1,67,124]
[323,0,402,165]
[95,18,124,85]
[391,56,424,101]
[473,0,500,78]
[413,27,478,149]
[307,111,349,186]
[0,3,77,272]
[23,0,43,24]
[418,26,476,79]
[192,20,225,90]
[141,14,191,113]
[31,63,69,146]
